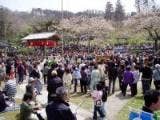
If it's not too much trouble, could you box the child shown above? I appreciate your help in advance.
[91,83,106,120]
[99,81,108,115]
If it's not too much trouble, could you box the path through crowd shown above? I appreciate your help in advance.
[15,81,141,120]
[16,83,93,120]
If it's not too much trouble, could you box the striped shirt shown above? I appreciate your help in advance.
[3,79,17,98]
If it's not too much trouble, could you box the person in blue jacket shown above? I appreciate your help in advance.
[129,90,160,120]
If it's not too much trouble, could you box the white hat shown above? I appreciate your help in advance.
[51,70,57,75]
[155,64,160,68]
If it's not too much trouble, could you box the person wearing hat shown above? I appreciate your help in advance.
[47,70,63,103]
[47,63,58,82]
[26,77,37,100]
[153,64,160,90]
[46,86,77,120]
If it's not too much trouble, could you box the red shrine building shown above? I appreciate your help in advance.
[22,32,60,47]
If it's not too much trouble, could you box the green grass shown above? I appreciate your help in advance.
[116,94,143,120]
[70,92,93,111]
[1,93,93,120]
[0,99,21,120]
[0,111,20,120]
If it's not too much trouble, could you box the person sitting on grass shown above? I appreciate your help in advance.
[26,77,38,101]
[20,93,42,120]
[3,75,17,100]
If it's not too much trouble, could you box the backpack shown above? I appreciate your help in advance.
[102,86,108,102]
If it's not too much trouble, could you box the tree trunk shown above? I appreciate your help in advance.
[155,39,158,52]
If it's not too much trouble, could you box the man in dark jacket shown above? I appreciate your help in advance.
[57,64,64,79]
[80,66,88,93]
[141,63,153,94]
[107,60,118,94]
[47,63,58,82]
[47,70,63,103]
[17,62,25,84]
[46,86,77,120]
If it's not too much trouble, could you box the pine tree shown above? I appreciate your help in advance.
[135,0,141,13]
[114,0,125,22]
[104,2,113,21]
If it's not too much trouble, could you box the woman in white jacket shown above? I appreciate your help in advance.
[132,65,140,96]
[62,68,72,92]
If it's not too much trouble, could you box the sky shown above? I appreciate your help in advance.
[0,0,137,13]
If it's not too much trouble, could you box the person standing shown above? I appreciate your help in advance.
[141,63,153,94]
[132,65,140,96]
[17,61,25,84]
[98,60,106,81]
[153,64,160,90]
[30,64,41,95]
[0,62,6,87]
[47,70,63,103]
[90,64,101,92]
[117,64,125,90]
[122,66,134,96]
[57,64,64,79]
[80,66,88,94]
[91,83,106,120]
[47,63,58,82]
[62,68,72,92]
[46,86,77,120]
[107,60,118,94]
[42,63,49,84]
[72,66,81,93]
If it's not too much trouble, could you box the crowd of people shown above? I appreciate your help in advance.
[0,45,159,120]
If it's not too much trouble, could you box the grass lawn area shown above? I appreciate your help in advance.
[70,92,93,111]
[1,93,93,120]
[0,111,20,120]
[0,99,21,120]
[116,94,160,120]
